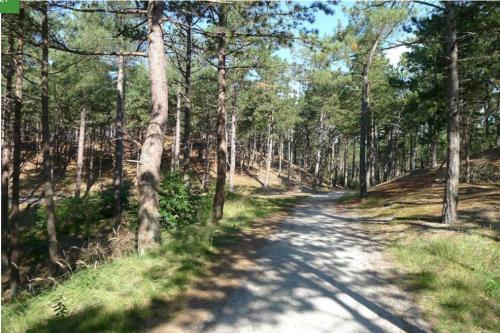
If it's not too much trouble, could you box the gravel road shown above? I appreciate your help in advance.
[157,192,431,333]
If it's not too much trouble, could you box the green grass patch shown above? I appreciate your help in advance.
[392,233,500,332]
[2,193,302,333]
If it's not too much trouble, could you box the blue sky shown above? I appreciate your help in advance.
[275,1,426,67]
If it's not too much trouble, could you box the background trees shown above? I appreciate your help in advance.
[1,0,498,300]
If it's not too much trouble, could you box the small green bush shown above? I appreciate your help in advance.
[158,171,211,230]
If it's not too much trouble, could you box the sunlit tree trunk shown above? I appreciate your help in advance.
[172,86,181,168]
[442,1,460,224]
[138,1,168,252]
[287,130,293,182]
[264,117,273,188]
[75,108,86,199]
[229,83,237,193]
[213,5,228,221]
[113,54,125,226]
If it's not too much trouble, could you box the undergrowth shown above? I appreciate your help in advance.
[2,190,301,333]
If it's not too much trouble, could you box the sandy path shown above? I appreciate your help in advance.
[154,192,430,333]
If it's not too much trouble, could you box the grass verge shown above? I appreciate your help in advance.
[2,192,302,333]
[337,189,500,333]
[392,232,499,333]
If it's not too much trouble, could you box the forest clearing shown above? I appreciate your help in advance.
[1,1,499,332]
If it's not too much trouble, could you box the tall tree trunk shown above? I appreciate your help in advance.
[430,112,439,167]
[229,83,237,193]
[172,86,181,168]
[442,1,460,224]
[182,13,193,173]
[343,136,348,187]
[264,117,273,188]
[138,1,168,252]
[202,110,211,191]
[360,36,379,198]
[2,17,15,274]
[410,128,417,170]
[212,5,228,221]
[113,54,125,226]
[350,137,356,187]
[8,10,24,297]
[287,131,293,182]
[41,3,59,266]
[278,136,283,176]
[314,110,324,187]
[75,108,86,199]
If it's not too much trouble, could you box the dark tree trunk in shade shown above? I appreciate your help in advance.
[359,36,379,198]
[2,17,15,274]
[442,1,460,224]
[7,10,25,297]
[182,13,193,172]
[138,1,169,253]
[41,3,59,266]
[113,54,125,227]
[213,5,228,221]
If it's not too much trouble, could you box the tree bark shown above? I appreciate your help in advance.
[229,83,237,193]
[41,3,59,266]
[75,107,86,199]
[264,117,273,188]
[113,54,125,227]
[138,1,168,253]
[430,112,439,167]
[212,5,228,221]
[442,1,460,224]
[182,13,193,173]
[360,36,379,198]
[2,17,15,274]
[314,110,325,187]
[343,136,348,187]
[287,131,293,182]
[8,9,24,298]
[173,86,181,168]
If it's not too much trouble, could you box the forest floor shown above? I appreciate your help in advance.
[336,147,500,333]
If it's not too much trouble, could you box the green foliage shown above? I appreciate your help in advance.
[33,183,131,237]
[2,194,302,333]
[158,171,211,230]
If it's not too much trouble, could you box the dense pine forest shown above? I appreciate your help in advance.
[1,1,499,332]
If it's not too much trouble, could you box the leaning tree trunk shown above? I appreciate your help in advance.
[229,83,237,193]
[41,3,59,266]
[138,1,168,253]
[75,107,86,199]
[2,17,15,273]
[9,10,24,297]
[360,36,379,198]
[212,5,228,221]
[442,1,460,224]
[113,54,125,227]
